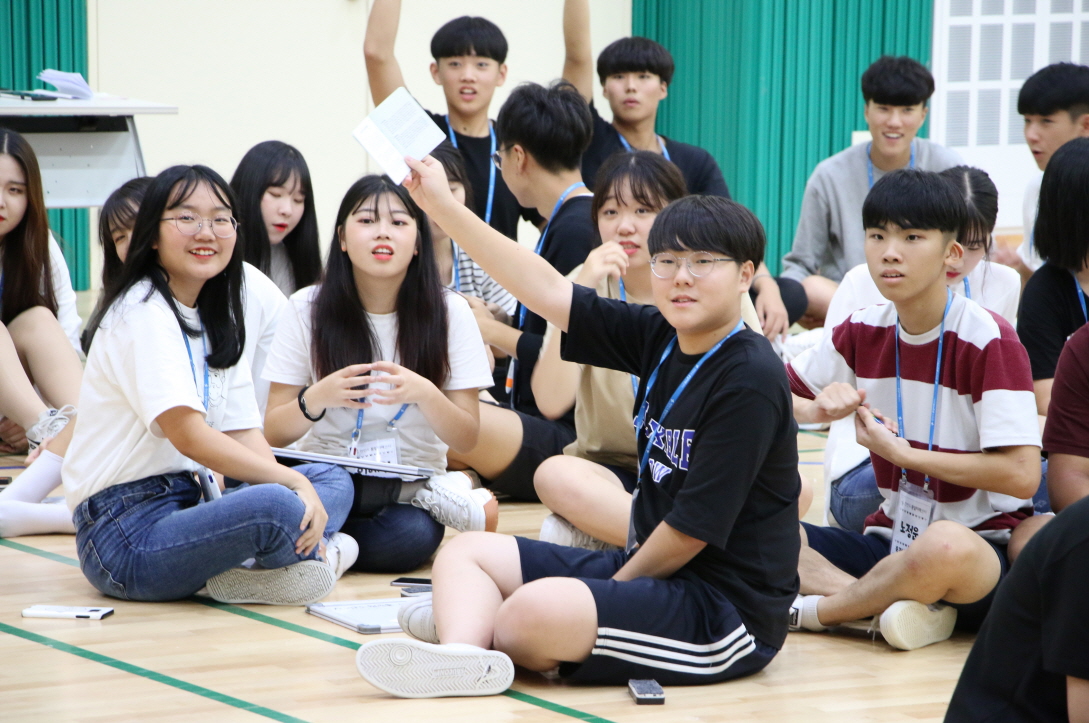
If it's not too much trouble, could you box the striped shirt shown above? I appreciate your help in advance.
[787,294,1040,542]
[446,242,517,317]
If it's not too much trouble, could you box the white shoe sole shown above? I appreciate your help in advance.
[879,600,957,650]
[206,559,335,605]
[355,639,514,698]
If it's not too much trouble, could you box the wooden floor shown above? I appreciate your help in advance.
[0,430,971,722]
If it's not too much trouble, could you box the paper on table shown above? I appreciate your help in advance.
[353,87,445,182]
[37,69,93,100]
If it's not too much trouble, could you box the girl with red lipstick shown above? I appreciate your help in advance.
[230,141,321,296]
[530,151,764,550]
[263,175,497,573]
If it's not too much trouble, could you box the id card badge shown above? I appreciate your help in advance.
[890,474,935,553]
[350,426,402,466]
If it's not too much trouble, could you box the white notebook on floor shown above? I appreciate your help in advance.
[306,598,403,634]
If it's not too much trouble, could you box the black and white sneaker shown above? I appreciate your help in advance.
[26,405,76,452]
[355,639,513,698]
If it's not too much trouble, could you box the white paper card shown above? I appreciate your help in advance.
[37,69,93,99]
[890,480,935,553]
[353,86,445,182]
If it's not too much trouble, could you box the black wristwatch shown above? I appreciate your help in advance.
[298,385,326,422]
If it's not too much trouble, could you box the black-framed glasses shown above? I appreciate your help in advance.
[490,150,503,171]
[161,212,238,239]
[650,251,737,279]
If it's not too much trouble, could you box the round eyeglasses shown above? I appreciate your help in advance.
[649,251,737,279]
[161,212,238,239]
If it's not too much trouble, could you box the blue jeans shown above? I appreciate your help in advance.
[301,463,443,573]
[829,461,884,533]
[73,463,353,602]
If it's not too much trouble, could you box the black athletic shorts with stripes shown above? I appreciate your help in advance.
[516,537,778,686]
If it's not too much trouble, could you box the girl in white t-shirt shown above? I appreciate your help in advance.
[823,165,1023,532]
[0,129,84,537]
[263,175,496,573]
[230,141,322,296]
[63,165,355,605]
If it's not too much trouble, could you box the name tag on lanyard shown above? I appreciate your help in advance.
[890,474,934,553]
[347,402,410,470]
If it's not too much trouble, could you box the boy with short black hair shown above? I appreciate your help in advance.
[559,0,804,339]
[781,56,961,324]
[993,62,1089,282]
[786,169,1041,651]
[355,164,801,697]
[364,0,533,240]
[444,80,600,501]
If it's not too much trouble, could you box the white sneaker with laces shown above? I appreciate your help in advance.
[397,593,438,643]
[878,600,957,650]
[205,559,335,605]
[26,405,76,451]
[323,532,358,580]
[411,473,495,532]
[538,514,619,551]
[355,639,513,698]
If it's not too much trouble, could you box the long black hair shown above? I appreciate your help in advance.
[230,140,321,290]
[0,128,57,324]
[98,176,152,287]
[1035,137,1089,270]
[311,175,449,388]
[85,165,246,368]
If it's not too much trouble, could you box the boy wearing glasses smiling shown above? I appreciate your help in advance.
[355,164,801,697]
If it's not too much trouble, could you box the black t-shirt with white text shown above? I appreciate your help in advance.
[561,285,800,647]
[1017,261,1088,380]
[513,196,598,422]
[945,495,1089,722]
[581,103,731,198]
[426,111,536,240]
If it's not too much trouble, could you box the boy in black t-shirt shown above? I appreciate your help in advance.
[444,81,599,502]
[557,0,805,339]
[355,165,801,697]
[363,0,534,241]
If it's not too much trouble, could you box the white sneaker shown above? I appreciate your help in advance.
[205,559,335,605]
[324,532,359,580]
[878,600,957,650]
[355,639,513,698]
[411,473,495,532]
[26,405,76,451]
[398,593,438,643]
[538,513,619,552]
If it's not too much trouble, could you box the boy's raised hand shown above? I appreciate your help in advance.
[403,155,456,215]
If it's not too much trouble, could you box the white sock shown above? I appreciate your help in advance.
[0,500,76,537]
[800,595,828,631]
[0,450,63,503]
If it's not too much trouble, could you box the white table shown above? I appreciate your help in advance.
[0,94,177,208]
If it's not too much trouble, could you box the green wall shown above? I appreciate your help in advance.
[1,0,91,290]
[633,0,933,274]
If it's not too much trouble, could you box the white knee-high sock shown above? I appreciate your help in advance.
[0,500,75,537]
[0,449,63,503]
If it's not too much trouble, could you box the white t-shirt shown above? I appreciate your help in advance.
[1017,173,1044,272]
[820,260,1022,525]
[0,233,81,352]
[61,279,262,509]
[241,263,288,417]
[268,242,295,296]
[262,286,494,472]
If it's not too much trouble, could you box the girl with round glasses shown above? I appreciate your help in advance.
[67,165,355,604]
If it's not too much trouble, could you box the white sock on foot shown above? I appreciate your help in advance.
[0,450,63,503]
[0,500,75,537]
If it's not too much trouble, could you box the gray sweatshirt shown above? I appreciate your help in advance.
[780,139,962,283]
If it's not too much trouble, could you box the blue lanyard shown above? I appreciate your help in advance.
[182,329,209,412]
[450,240,461,292]
[352,403,410,447]
[515,182,588,331]
[1074,270,1088,325]
[634,319,746,478]
[963,277,970,300]
[445,116,496,226]
[618,133,671,162]
[867,140,915,188]
[894,288,952,491]
[617,278,640,399]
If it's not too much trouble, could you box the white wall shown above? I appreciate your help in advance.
[85,0,631,285]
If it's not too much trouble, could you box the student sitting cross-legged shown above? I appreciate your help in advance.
[786,169,1041,651]
[353,156,801,698]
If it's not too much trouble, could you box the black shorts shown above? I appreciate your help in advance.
[516,537,778,686]
[600,463,639,494]
[483,410,576,501]
[800,522,1010,631]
